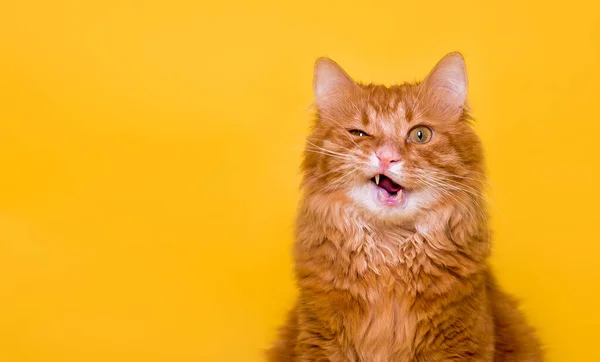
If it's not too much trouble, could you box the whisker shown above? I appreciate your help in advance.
[413,168,487,197]
[420,173,485,199]
[419,177,478,221]
[303,150,371,168]
[418,172,491,215]
[414,167,488,185]
[305,164,355,179]
[304,149,354,161]
[419,175,487,220]
[304,140,352,158]
[311,169,359,195]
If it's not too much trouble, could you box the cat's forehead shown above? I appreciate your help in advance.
[360,84,419,135]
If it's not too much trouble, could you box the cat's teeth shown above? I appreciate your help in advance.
[377,188,388,202]
[397,189,403,201]
[375,175,380,185]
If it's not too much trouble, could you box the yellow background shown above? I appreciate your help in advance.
[1,1,598,361]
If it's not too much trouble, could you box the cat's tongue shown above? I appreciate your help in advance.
[379,176,402,193]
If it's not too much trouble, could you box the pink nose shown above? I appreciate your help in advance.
[376,145,400,169]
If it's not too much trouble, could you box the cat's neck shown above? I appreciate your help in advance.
[293,192,490,300]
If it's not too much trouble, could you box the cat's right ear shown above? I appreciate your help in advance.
[313,58,359,111]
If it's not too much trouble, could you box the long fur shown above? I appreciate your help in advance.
[268,54,542,361]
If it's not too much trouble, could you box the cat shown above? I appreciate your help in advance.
[267,52,543,361]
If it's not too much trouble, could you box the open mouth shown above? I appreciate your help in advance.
[370,174,406,206]
[371,174,403,195]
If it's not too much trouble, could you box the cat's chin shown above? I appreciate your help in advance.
[348,183,412,219]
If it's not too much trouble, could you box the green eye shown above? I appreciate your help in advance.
[349,129,369,137]
[408,126,433,144]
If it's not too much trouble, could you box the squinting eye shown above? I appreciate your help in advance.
[349,129,369,137]
[408,126,433,144]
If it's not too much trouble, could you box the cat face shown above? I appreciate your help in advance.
[303,53,485,222]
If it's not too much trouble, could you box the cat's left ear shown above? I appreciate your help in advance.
[420,52,468,120]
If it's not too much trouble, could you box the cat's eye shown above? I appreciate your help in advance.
[349,129,370,137]
[408,126,433,144]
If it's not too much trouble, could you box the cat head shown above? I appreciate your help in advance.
[302,53,485,224]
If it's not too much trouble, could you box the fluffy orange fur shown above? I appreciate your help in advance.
[268,53,542,361]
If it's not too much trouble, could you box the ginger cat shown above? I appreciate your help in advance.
[268,53,542,361]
